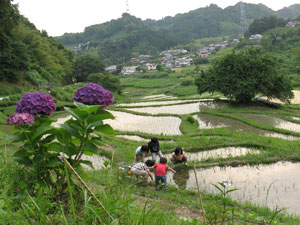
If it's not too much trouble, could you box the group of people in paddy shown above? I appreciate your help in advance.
[130,137,187,191]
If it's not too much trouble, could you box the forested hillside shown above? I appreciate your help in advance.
[56,13,180,64]
[0,0,74,86]
[56,2,300,64]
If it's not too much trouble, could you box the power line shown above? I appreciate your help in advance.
[239,2,247,39]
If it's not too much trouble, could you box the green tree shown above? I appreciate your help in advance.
[74,55,105,82]
[195,48,294,103]
[156,64,163,71]
[87,73,122,94]
[245,16,286,37]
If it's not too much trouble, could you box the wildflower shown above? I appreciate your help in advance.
[7,113,35,126]
[73,83,113,108]
[16,92,56,115]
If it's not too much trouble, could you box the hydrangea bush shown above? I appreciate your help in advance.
[7,113,34,126]
[73,83,113,108]
[5,84,115,190]
[16,92,56,115]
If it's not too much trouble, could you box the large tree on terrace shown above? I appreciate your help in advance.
[195,48,294,103]
[74,55,105,82]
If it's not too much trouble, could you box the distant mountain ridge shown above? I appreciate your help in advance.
[55,2,300,64]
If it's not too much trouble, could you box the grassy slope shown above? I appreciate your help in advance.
[2,68,300,224]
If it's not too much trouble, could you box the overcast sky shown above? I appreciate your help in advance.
[14,0,300,37]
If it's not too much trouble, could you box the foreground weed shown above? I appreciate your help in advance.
[212,182,238,225]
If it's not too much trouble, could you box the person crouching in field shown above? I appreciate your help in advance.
[153,157,176,190]
[171,147,187,165]
[148,137,163,162]
[131,160,155,184]
[134,145,149,163]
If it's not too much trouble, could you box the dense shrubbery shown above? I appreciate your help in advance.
[181,80,194,86]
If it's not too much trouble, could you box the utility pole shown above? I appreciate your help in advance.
[239,2,247,39]
[126,0,130,13]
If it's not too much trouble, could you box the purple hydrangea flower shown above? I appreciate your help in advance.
[16,92,56,115]
[73,83,114,108]
[7,113,35,126]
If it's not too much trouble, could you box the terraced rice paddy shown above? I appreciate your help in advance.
[167,161,300,216]
[105,110,182,135]
[80,154,109,170]
[193,114,300,140]
[124,101,223,115]
[240,114,300,133]
[146,147,260,162]
[117,99,200,107]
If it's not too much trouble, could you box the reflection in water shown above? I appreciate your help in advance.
[193,114,299,140]
[173,167,190,189]
[241,114,300,133]
[167,162,300,216]
[124,101,224,115]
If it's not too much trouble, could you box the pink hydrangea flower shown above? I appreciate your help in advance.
[7,113,35,126]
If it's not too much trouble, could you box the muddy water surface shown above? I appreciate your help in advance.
[80,154,109,170]
[105,110,182,135]
[117,99,199,107]
[145,147,259,162]
[241,114,300,133]
[166,161,300,216]
[142,94,177,100]
[125,101,223,115]
[116,135,149,142]
[193,114,299,140]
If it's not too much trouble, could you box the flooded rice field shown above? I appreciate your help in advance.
[146,147,260,162]
[193,114,299,140]
[116,135,173,143]
[116,135,149,142]
[166,161,300,216]
[117,99,201,107]
[240,114,300,133]
[80,154,109,170]
[105,110,182,135]
[142,94,177,100]
[124,101,223,115]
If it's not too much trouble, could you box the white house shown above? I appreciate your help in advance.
[249,34,263,41]
[105,65,117,72]
[121,66,137,75]
[145,63,156,71]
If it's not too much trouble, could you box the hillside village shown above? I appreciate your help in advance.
[106,38,244,75]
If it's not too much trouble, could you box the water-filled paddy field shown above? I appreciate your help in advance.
[193,114,300,140]
[166,161,300,216]
[54,98,300,216]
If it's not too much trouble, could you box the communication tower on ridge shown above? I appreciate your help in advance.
[126,0,130,13]
[239,2,247,39]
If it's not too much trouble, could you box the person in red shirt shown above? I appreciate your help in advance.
[153,157,176,190]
